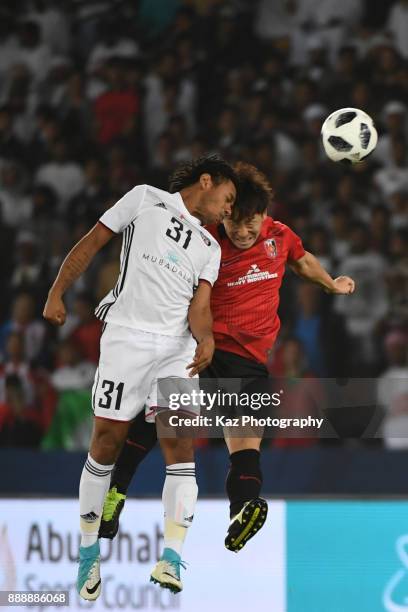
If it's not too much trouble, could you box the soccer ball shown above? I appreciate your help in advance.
[321,107,378,163]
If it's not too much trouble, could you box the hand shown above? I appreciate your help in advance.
[329,276,356,295]
[186,336,215,377]
[43,291,67,325]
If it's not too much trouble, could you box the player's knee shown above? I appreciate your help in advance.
[161,437,194,464]
[91,426,124,463]
[225,437,261,454]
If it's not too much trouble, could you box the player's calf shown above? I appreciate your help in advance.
[78,420,129,598]
[151,445,197,594]
[99,415,158,539]
[224,447,268,551]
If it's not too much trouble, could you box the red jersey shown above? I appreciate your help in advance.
[207,217,305,364]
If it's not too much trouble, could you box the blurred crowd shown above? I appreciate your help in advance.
[0,0,407,450]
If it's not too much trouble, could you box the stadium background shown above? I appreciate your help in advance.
[0,1,408,610]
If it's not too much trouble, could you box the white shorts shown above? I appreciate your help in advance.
[92,323,198,422]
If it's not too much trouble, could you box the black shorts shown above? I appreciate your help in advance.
[199,349,271,419]
[200,349,268,379]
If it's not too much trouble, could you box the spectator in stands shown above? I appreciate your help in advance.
[378,330,408,449]
[93,58,140,146]
[168,115,195,163]
[6,64,37,149]
[374,101,407,168]
[386,228,408,325]
[106,144,140,194]
[325,44,359,107]
[329,206,352,262]
[369,205,391,254]
[292,283,350,377]
[369,40,402,106]
[0,18,18,91]
[0,331,36,406]
[13,21,52,87]
[333,173,369,223]
[0,293,46,364]
[73,0,115,60]
[269,337,322,447]
[0,161,32,229]
[303,173,333,227]
[334,222,388,373]
[143,51,196,156]
[28,106,61,169]
[149,131,176,188]
[0,213,15,316]
[10,230,49,304]
[306,225,334,273]
[138,0,181,41]
[57,71,92,148]
[387,0,408,59]
[70,293,102,364]
[68,157,109,228]
[29,184,58,242]
[375,136,408,202]
[0,374,42,447]
[0,331,55,434]
[27,0,71,56]
[86,19,139,77]
[51,339,95,392]
[389,188,408,230]
[0,105,25,161]
[35,139,85,212]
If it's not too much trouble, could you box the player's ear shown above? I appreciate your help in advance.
[199,173,212,190]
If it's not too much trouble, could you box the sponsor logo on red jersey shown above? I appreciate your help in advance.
[227,263,278,287]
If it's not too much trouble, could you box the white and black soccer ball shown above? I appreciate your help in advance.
[321,107,378,163]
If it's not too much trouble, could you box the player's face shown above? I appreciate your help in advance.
[223,212,267,249]
[198,177,236,225]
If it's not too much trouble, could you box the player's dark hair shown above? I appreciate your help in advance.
[168,154,238,193]
[231,162,274,223]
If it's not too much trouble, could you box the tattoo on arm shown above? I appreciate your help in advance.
[52,240,96,294]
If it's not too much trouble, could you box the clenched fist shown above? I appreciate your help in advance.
[43,292,66,326]
[330,276,356,295]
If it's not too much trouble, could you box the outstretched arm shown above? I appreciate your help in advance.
[186,280,215,377]
[289,251,355,295]
[43,222,115,325]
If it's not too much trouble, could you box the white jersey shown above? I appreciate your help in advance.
[95,184,221,336]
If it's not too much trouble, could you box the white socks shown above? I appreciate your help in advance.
[79,458,197,554]
[162,463,198,556]
[79,454,114,547]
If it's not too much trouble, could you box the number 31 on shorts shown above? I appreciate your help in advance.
[98,380,124,411]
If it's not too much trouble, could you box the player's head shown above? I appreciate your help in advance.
[222,162,273,249]
[169,154,237,224]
